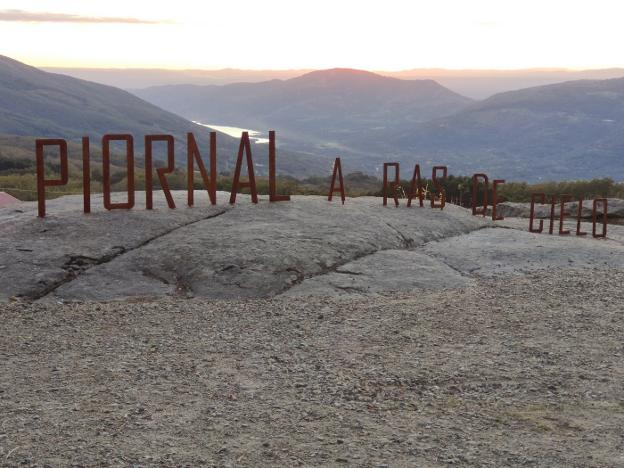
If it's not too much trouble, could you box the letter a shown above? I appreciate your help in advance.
[407,164,424,207]
[230,132,258,204]
[328,157,345,204]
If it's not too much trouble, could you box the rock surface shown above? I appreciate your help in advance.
[0,191,19,208]
[490,198,620,219]
[2,193,624,467]
[2,192,624,302]
[1,191,488,302]
[2,270,623,466]
[284,249,474,297]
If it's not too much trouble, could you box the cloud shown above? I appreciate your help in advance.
[0,9,169,24]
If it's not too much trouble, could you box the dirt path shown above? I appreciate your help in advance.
[1,269,622,467]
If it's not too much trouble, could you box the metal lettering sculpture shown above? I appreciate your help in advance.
[36,139,68,218]
[82,137,90,214]
[328,157,346,204]
[492,179,505,221]
[431,166,447,210]
[382,162,400,207]
[32,133,613,242]
[576,199,587,236]
[558,194,572,235]
[406,164,424,207]
[187,131,217,206]
[471,173,488,216]
[529,193,545,233]
[145,134,176,209]
[268,131,290,202]
[548,195,556,235]
[103,134,135,210]
[229,131,258,204]
[528,193,608,238]
[593,198,607,238]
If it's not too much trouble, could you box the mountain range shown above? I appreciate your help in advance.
[395,78,624,179]
[133,68,471,170]
[134,68,624,180]
[0,55,323,177]
[45,66,624,99]
[2,55,624,181]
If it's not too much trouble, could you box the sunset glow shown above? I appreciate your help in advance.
[2,0,624,70]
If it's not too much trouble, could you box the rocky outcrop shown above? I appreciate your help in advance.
[2,191,624,302]
[488,198,623,219]
[0,191,19,208]
[0,191,488,302]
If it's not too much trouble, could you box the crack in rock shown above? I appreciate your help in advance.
[30,210,228,300]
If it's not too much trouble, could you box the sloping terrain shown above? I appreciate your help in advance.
[2,272,624,466]
[45,65,624,99]
[2,193,624,466]
[7,54,624,181]
[0,55,208,142]
[135,69,624,180]
[2,191,624,302]
[133,69,472,170]
[0,192,486,302]
[0,56,324,176]
[397,78,624,180]
[385,67,624,99]
[133,69,472,133]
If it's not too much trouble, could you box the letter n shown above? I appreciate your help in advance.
[187,132,217,206]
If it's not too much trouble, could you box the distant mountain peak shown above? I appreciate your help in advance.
[291,68,401,86]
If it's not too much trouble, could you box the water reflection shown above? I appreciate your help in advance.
[193,121,269,144]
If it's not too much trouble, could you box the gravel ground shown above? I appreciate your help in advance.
[1,269,623,467]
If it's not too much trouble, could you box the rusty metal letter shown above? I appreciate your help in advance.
[229,132,258,204]
[559,194,572,235]
[592,198,608,238]
[548,195,557,234]
[102,134,135,210]
[36,139,69,218]
[471,173,489,216]
[431,166,447,210]
[382,162,400,207]
[82,137,90,214]
[406,164,423,207]
[576,199,587,236]
[328,157,346,204]
[187,132,217,206]
[269,130,290,202]
[492,179,505,221]
[529,193,545,233]
[145,134,176,209]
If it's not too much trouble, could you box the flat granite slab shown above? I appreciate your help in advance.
[1,192,488,301]
[2,192,623,302]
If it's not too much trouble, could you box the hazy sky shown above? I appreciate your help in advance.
[1,0,623,70]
